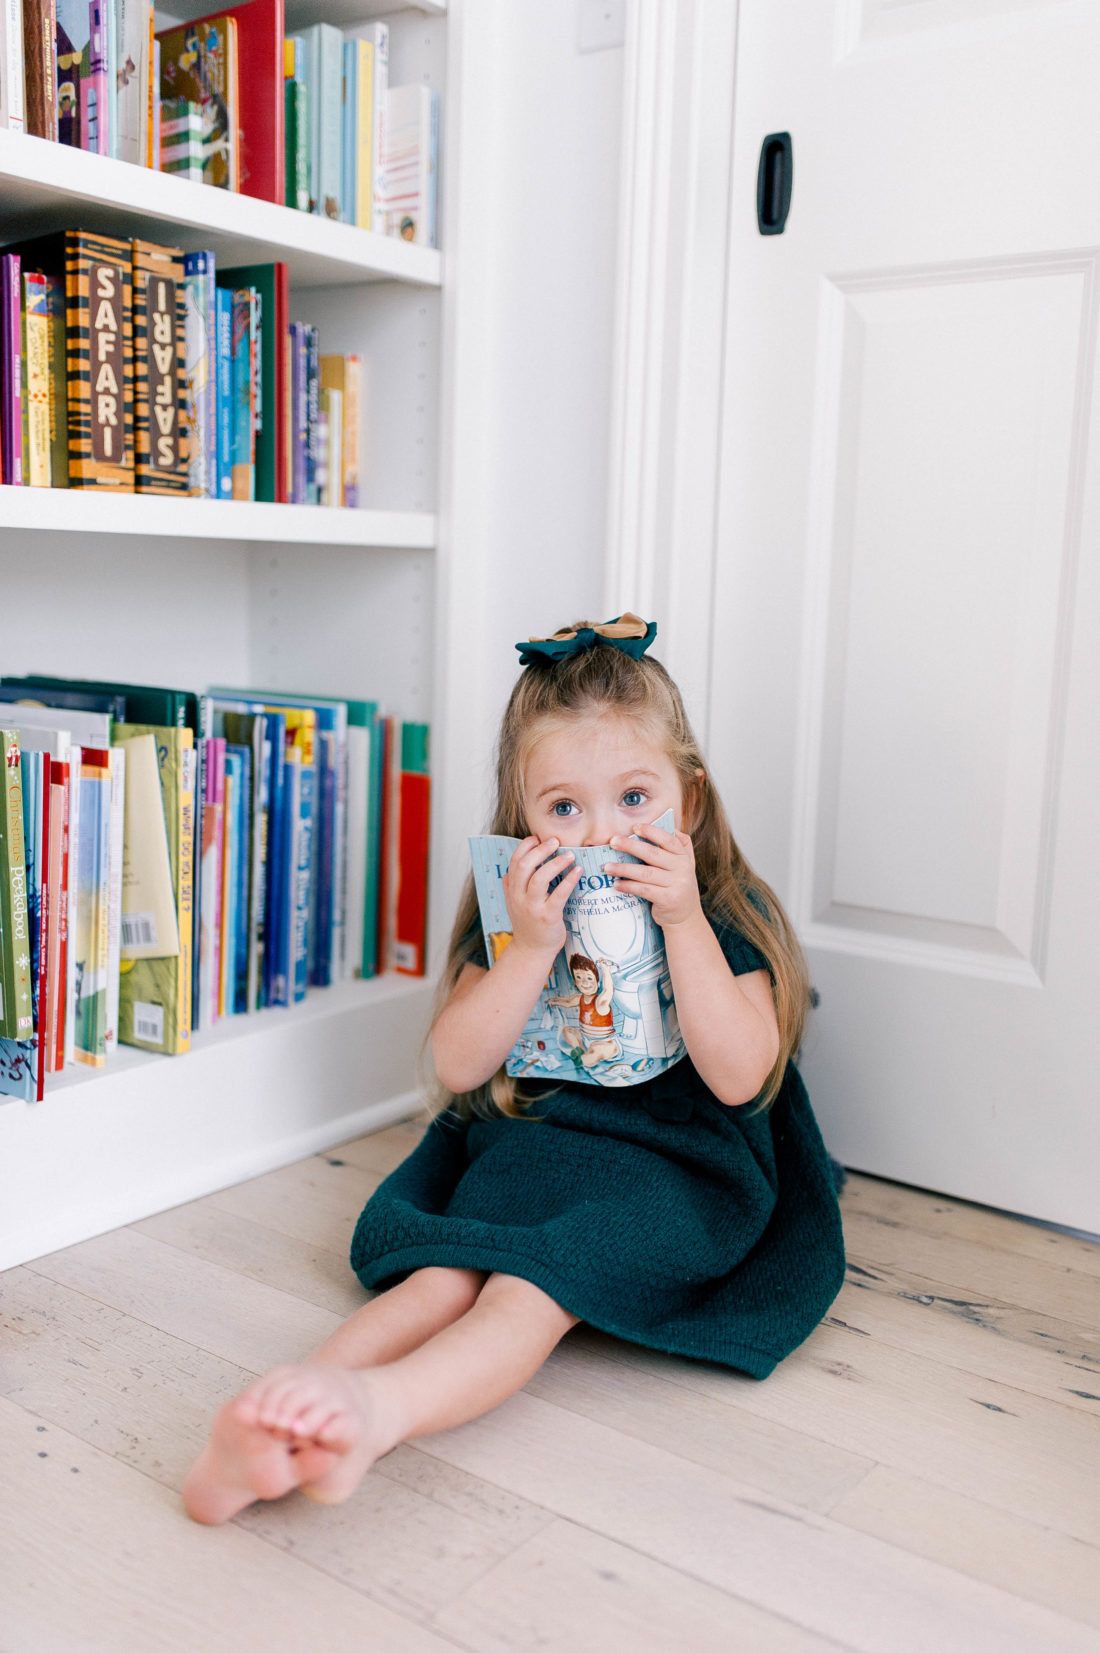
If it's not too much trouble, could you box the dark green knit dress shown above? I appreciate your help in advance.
[350,922,846,1379]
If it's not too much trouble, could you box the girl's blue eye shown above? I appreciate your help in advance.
[622,790,646,807]
[552,800,576,817]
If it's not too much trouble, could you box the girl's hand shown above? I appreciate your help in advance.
[604,824,703,929]
[502,836,582,957]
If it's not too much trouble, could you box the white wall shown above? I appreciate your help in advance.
[431,0,625,957]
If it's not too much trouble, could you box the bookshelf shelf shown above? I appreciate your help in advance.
[0,975,435,1271]
[0,486,437,548]
[0,130,442,290]
[0,3,447,1270]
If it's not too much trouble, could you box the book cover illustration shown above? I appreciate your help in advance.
[469,810,684,1088]
[157,15,238,190]
[56,0,109,153]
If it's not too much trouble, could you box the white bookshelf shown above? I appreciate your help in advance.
[0,5,449,1270]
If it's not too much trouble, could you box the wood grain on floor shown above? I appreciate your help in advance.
[2,1120,1098,1652]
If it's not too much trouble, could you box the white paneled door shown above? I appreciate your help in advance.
[708,1,1100,1228]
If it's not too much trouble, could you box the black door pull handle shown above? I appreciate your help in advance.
[757,132,793,235]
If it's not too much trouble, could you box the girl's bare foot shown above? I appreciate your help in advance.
[182,1365,397,1525]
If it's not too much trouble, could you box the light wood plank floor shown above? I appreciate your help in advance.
[3,1117,1098,1652]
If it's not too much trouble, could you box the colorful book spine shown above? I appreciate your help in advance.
[0,730,33,1040]
[289,321,307,504]
[199,735,225,1027]
[225,742,250,1013]
[73,748,111,1066]
[393,723,430,975]
[220,752,237,1016]
[284,55,309,213]
[262,710,286,1005]
[215,284,233,498]
[69,231,134,485]
[22,0,58,140]
[346,20,387,230]
[0,751,48,1102]
[46,761,67,1075]
[382,84,438,248]
[319,385,341,507]
[343,354,360,507]
[0,0,26,132]
[114,724,194,1054]
[104,744,126,1055]
[1,253,23,486]
[294,23,342,220]
[48,755,70,1073]
[132,239,189,493]
[183,250,216,498]
[293,758,313,1002]
[230,288,256,500]
[83,0,109,155]
[63,740,80,1066]
[117,0,150,164]
[44,271,68,487]
[160,97,204,180]
[305,323,319,504]
[22,271,52,488]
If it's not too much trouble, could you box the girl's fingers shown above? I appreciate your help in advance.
[604,860,672,884]
[550,861,583,907]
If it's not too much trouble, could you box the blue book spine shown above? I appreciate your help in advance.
[215,287,233,500]
[308,733,334,987]
[305,325,320,505]
[280,758,299,1003]
[227,744,251,1014]
[308,24,343,220]
[293,764,314,1002]
[290,323,307,504]
[230,291,255,502]
[263,713,287,1007]
[204,259,217,492]
[341,42,356,225]
[0,754,41,1100]
[222,750,242,1016]
[183,252,216,497]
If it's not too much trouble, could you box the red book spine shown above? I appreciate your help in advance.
[186,0,285,204]
[374,717,394,972]
[34,757,52,1102]
[393,772,430,976]
[48,763,69,1075]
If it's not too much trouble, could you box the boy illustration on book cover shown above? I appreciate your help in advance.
[469,809,685,1088]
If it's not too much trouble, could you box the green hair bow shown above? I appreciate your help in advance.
[515,612,657,667]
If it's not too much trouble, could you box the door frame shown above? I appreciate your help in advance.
[603,0,741,742]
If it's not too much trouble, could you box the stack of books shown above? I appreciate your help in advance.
[0,232,361,504]
[0,677,431,1102]
[0,2,439,245]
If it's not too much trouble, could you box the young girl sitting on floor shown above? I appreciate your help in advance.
[183,613,846,1525]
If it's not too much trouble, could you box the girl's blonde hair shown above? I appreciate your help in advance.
[428,623,811,1118]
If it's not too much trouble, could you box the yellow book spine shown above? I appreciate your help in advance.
[23,274,51,487]
[356,40,373,229]
[177,739,195,1052]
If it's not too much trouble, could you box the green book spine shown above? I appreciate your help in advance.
[0,730,34,1040]
[114,724,194,1056]
[286,77,310,213]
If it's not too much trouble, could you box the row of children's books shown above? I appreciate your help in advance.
[0,229,361,504]
[0,675,431,1103]
[0,0,438,245]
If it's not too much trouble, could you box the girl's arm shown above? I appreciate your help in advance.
[432,833,582,1096]
[431,944,559,1095]
[605,825,779,1107]
[661,920,779,1106]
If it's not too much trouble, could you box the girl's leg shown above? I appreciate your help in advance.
[184,1273,577,1522]
[183,1266,486,1524]
[311,1265,488,1369]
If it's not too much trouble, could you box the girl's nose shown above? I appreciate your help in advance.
[584,817,614,848]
